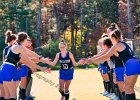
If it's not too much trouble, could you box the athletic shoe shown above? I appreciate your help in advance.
[106,93,113,97]
[108,93,116,98]
[26,95,35,100]
[110,94,119,100]
[110,96,119,100]
[102,91,110,96]
[100,91,106,95]
[105,93,112,97]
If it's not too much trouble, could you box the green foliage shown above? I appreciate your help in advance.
[0,37,6,60]
[37,39,60,59]
[97,0,119,23]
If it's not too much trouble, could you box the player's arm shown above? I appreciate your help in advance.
[45,53,59,66]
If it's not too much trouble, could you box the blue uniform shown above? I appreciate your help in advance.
[0,70,2,84]
[117,41,140,76]
[99,61,109,74]
[0,45,12,83]
[110,55,124,81]
[1,47,21,82]
[3,45,12,60]
[19,64,28,78]
[59,52,74,80]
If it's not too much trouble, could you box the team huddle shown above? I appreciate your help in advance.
[0,23,140,100]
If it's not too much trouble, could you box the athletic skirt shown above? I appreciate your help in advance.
[0,62,20,81]
[114,67,124,82]
[19,64,28,78]
[99,64,108,74]
[124,58,140,76]
[59,68,74,80]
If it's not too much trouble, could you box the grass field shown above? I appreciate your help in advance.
[30,68,140,100]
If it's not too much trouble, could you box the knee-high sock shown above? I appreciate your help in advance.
[0,97,4,100]
[114,84,119,96]
[131,93,136,100]
[65,91,69,100]
[106,81,111,93]
[25,77,33,96]
[10,98,16,100]
[20,88,26,100]
[59,90,65,97]
[125,94,136,100]
[103,81,107,91]
[121,92,125,100]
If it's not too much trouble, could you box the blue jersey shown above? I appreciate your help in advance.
[5,45,21,67]
[3,45,12,60]
[59,52,73,70]
[117,41,136,63]
[110,55,124,68]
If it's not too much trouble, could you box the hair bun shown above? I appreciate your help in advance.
[5,30,12,36]
[61,40,65,42]
[110,23,116,29]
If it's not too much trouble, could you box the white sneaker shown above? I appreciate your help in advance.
[101,91,106,95]
[110,94,119,100]
[108,93,115,98]
[102,91,110,96]
[105,93,112,97]
[110,96,119,100]
[107,93,113,97]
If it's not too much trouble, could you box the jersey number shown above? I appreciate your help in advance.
[62,64,68,69]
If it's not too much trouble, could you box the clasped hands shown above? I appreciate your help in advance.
[77,58,93,65]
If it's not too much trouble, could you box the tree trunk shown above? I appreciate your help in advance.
[53,4,60,39]
[36,0,41,48]
[127,0,134,38]
[71,16,75,54]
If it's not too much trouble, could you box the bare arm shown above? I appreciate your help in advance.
[92,49,110,59]
[24,46,49,63]
[45,53,59,66]
[69,52,79,66]
[92,45,117,64]
[17,46,47,71]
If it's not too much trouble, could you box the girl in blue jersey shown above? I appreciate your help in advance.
[0,32,48,100]
[106,23,122,99]
[95,38,111,96]
[102,38,125,100]
[87,29,140,100]
[0,30,16,100]
[18,37,51,100]
[45,40,83,100]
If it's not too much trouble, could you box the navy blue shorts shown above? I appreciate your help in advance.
[19,64,28,78]
[59,68,74,80]
[99,64,108,74]
[1,62,20,82]
[114,67,124,82]
[125,58,140,76]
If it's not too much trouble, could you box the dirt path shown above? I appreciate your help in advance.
[30,69,140,100]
